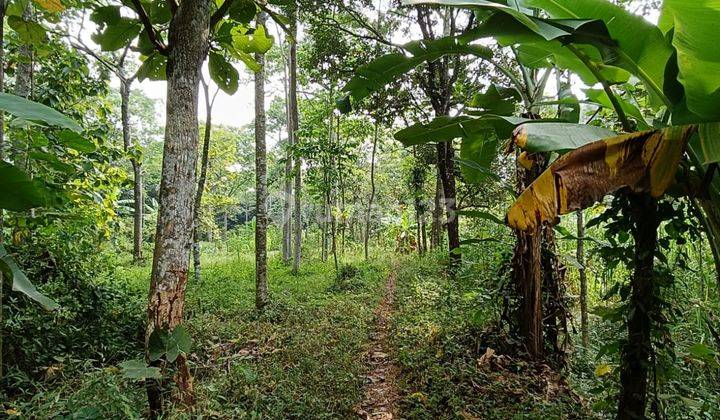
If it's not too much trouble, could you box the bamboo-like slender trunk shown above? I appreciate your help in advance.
[119,78,144,262]
[431,169,442,250]
[192,79,212,284]
[281,39,293,263]
[289,10,302,274]
[577,209,589,349]
[254,14,269,310]
[364,122,378,260]
[145,0,209,413]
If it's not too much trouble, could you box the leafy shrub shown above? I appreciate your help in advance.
[328,264,363,292]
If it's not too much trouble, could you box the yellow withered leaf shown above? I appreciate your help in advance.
[35,0,65,12]
[507,125,697,231]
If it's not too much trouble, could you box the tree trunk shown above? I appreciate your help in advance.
[617,193,660,420]
[364,122,378,260]
[289,11,301,275]
[254,15,269,310]
[436,141,460,268]
[577,209,589,349]
[192,79,212,284]
[281,39,293,264]
[119,79,144,262]
[145,0,209,413]
[431,170,443,250]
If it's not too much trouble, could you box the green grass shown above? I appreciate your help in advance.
[6,247,389,418]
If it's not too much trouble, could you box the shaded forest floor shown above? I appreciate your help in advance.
[7,247,590,418]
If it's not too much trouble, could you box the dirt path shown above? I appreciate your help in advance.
[355,268,400,419]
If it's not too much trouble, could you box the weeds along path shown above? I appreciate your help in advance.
[355,264,400,419]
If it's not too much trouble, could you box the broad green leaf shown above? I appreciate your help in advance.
[0,161,52,211]
[520,0,672,108]
[661,0,720,121]
[460,132,498,183]
[119,360,162,380]
[137,52,167,82]
[91,17,142,52]
[688,123,720,165]
[209,52,239,95]
[57,130,96,153]
[229,48,260,72]
[342,36,492,107]
[0,244,59,310]
[228,0,257,24]
[165,325,192,363]
[584,88,650,130]
[148,325,192,363]
[0,93,81,132]
[513,122,616,154]
[467,84,518,116]
[231,24,274,55]
[394,115,530,147]
[8,16,46,45]
[456,209,504,225]
[90,5,121,26]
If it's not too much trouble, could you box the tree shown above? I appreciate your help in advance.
[255,12,269,309]
[290,7,302,275]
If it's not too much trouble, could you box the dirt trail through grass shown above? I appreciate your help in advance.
[355,265,400,419]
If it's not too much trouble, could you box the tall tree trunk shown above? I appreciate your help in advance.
[436,141,460,268]
[145,0,209,413]
[364,122,378,260]
[119,78,144,262]
[254,15,269,310]
[192,79,212,284]
[281,39,293,263]
[577,209,589,349]
[289,11,302,275]
[322,196,329,262]
[431,170,442,250]
[618,194,660,420]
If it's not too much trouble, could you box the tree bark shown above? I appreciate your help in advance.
[119,78,144,262]
[145,0,209,413]
[431,169,443,250]
[364,122,378,260]
[192,79,212,284]
[577,209,589,349]
[290,10,302,274]
[254,14,269,310]
[436,141,460,268]
[281,44,293,264]
[618,193,660,420]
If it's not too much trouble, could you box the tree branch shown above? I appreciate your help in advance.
[129,0,169,55]
[210,0,235,30]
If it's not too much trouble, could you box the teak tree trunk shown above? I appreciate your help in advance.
[618,193,660,420]
[146,0,209,414]
[364,122,378,260]
[0,0,6,384]
[281,49,293,264]
[289,10,302,275]
[254,15,269,310]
